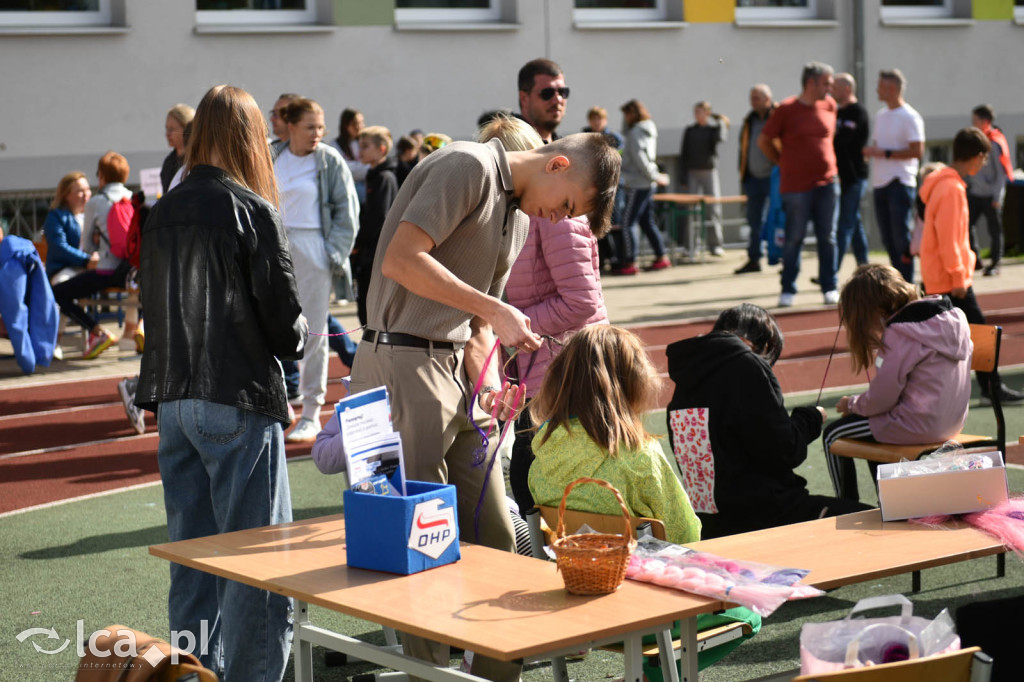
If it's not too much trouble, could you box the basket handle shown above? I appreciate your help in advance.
[557,477,634,541]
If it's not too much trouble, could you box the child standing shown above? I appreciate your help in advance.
[823,263,972,500]
[527,325,700,545]
[918,127,1023,405]
[354,125,399,326]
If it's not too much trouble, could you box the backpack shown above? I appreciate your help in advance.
[103,191,147,268]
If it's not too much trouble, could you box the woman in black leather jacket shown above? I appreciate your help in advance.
[136,84,307,682]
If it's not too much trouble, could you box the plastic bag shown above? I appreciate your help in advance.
[625,536,823,617]
[800,594,960,673]
[885,440,997,480]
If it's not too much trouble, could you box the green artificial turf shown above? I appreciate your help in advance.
[2,374,1022,681]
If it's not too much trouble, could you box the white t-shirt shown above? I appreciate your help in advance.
[275,148,321,229]
[871,103,925,188]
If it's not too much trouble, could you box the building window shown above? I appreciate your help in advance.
[0,0,111,26]
[1016,0,1024,22]
[735,0,817,21]
[880,0,953,20]
[196,0,316,25]
[573,0,666,23]
[395,0,501,23]
[927,142,951,166]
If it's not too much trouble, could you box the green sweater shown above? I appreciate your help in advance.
[528,419,701,545]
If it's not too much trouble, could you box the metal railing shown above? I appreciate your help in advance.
[0,189,54,241]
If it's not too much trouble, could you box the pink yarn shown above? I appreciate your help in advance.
[909,496,1024,555]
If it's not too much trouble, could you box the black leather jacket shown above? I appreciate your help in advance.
[136,165,307,424]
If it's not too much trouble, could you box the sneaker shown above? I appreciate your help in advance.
[979,384,1024,407]
[117,378,146,435]
[84,331,116,360]
[983,265,1000,277]
[52,345,63,361]
[644,256,671,271]
[709,246,725,257]
[778,293,795,308]
[611,264,638,276]
[823,290,840,305]
[286,417,320,442]
[734,260,761,274]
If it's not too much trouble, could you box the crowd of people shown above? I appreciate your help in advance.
[5,55,1019,682]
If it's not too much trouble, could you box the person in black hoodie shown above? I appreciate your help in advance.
[353,125,399,326]
[666,303,870,538]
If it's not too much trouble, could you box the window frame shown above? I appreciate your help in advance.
[0,0,111,26]
[394,0,501,23]
[879,0,953,20]
[573,0,666,23]
[1016,0,1024,22]
[195,1,317,26]
[734,0,818,22]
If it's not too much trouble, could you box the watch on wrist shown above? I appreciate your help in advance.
[480,385,498,395]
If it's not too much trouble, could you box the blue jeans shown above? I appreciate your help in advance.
[780,182,838,295]
[743,175,772,262]
[157,399,293,682]
[873,179,915,282]
[836,179,869,267]
[613,186,665,264]
[326,314,356,367]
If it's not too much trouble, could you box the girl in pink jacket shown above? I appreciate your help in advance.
[822,264,971,501]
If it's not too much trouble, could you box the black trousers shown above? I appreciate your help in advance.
[52,269,126,331]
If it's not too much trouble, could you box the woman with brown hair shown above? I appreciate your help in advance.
[612,99,670,275]
[135,84,307,682]
[161,103,195,195]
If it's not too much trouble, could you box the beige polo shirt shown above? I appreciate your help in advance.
[366,139,529,343]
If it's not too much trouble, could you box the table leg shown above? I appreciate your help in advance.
[294,600,315,682]
[622,634,644,682]
[678,616,698,682]
[655,627,681,682]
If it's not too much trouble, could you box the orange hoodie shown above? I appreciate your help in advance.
[918,166,975,295]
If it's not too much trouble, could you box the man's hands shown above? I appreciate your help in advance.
[479,381,525,422]
[490,301,541,352]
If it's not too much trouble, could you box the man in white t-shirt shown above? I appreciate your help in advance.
[863,68,925,282]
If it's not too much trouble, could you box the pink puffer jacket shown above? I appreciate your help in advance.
[504,215,609,397]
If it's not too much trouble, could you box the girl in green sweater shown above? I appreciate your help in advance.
[527,325,701,544]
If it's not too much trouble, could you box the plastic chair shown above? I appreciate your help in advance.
[829,324,1007,591]
[792,646,992,682]
[525,504,752,682]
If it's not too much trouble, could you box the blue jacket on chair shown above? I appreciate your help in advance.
[0,235,59,374]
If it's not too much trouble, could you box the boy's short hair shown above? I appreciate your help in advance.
[587,106,607,120]
[396,135,417,155]
[953,126,991,162]
[359,125,393,155]
[543,132,621,238]
[971,104,995,122]
[518,58,562,93]
[98,151,130,184]
[878,68,906,93]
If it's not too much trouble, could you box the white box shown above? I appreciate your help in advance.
[876,451,1009,522]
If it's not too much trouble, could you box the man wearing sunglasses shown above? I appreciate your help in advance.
[517,58,569,143]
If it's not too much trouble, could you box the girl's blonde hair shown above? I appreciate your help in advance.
[839,263,920,373]
[475,114,543,152]
[530,325,661,456]
[51,171,87,210]
[167,103,195,128]
[185,84,278,207]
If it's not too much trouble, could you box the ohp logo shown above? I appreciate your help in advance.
[407,498,456,559]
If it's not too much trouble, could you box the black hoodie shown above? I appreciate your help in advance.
[665,331,822,537]
[355,154,399,269]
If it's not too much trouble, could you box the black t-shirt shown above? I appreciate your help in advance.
[834,102,870,184]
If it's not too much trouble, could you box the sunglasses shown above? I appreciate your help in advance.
[537,86,570,101]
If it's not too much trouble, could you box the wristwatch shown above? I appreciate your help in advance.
[884,149,892,159]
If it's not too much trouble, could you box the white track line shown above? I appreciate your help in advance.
[0,479,163,519]
[0,402,121,422]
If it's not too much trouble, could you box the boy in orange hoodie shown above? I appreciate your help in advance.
[918,126,1023,405]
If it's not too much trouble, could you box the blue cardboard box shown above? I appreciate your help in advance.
[343,479,461,575]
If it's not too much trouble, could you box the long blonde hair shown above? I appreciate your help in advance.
[51,171,87,210]
[839,264,920,373]
[185,85,278,206]
[530,326,661,456]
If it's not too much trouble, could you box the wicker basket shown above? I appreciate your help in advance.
[550,477,637,595]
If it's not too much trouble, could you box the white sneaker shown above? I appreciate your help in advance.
[286,417,320,443]
[709,246,725,257]
[117,377,146,435]
[52,345,63,361]
[778,293,795,308]
[823,290,840,305]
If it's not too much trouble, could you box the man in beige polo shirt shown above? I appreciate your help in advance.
[348,133,619,681]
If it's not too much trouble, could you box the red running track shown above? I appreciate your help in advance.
[2,291,1021,514]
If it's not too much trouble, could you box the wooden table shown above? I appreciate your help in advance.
[690,509,1005,591]
[652,193,746,262]
[150,513,724,682]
